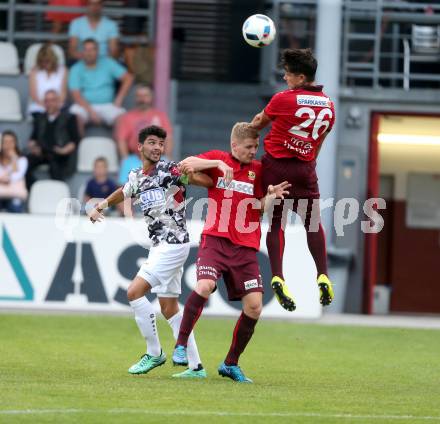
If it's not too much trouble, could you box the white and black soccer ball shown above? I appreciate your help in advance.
[242,14,276,48]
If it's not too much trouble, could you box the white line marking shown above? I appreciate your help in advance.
[0,409,439,421]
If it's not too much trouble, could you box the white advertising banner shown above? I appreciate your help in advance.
[0,213,321,318]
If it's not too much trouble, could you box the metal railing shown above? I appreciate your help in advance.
[271,0,440,89]
[0,0,156,46]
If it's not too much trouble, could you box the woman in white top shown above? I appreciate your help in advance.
[28,44,68,115]
[0,131,28,212]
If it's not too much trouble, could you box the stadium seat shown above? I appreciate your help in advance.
[77,136,118,173]
[403,25,440,90]
[24,43,66,75]
[0,42,19,75]
[28,180,71,214]
[0,87,23,121]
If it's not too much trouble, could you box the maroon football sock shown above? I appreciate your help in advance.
[306,223,328,277]
[224,312,258,366]
[176,291,207,347]
[266,219,285,280]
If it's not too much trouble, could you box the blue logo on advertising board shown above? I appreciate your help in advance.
[0,225,33,301]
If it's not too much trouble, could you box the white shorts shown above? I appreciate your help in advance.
[137,242,190,298]
[70,103,125,126]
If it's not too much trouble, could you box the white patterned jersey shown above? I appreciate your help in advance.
[123,160,189,246]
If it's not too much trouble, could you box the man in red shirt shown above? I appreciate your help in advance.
[251,48,335,311]
[172,122,289,383]
[115,85,173,159]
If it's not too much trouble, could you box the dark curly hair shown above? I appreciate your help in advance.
[138,125,167,144]
[281,48,317,82]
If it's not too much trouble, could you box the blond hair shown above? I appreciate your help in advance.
[231,122,259,141]
[36,44,58,73]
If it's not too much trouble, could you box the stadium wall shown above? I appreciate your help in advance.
[0,214,322,319]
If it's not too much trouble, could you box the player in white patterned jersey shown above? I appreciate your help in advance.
[89,125,213,378]
[123,160,189,246]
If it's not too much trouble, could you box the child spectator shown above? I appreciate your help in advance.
[84,157,125,215]
[85,156,117,199]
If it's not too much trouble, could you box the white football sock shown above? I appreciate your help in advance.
[129,297,162,357]
[168,311,202,370]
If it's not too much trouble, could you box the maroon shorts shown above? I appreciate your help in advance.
[262,153,320,199]
[196,235,263,301]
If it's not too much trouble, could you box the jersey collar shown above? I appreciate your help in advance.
[229,152,250,169]
[300,84,323,92]
[142,162,157,175]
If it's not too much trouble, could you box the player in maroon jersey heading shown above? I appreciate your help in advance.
[171,122,290,383]
[251,48,335,311]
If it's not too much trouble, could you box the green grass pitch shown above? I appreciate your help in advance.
[1,313,440,424]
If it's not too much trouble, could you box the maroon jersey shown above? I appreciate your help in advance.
[264,85,335,161]
[196,150,264,251]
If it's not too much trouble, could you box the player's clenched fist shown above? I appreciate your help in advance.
[216,161,233,185]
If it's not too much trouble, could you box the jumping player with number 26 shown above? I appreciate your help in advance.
[251,48,335,311]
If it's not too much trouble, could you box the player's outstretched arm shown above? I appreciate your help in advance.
[186,171,214,188]
[260,181,291,213]
[89,187,125,223]
[179,157,233,184]
[251,110,272,130]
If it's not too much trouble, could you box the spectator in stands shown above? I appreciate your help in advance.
[68,0,119,60]
[26,90,80,189]
[0,131,28,213]
[124,41,154,86]
[84,156,116,199]
[28,43,68,116]
[46,0,85,34]
[69,39,133,131]
[115,85,173,159]
[84,156,123,214]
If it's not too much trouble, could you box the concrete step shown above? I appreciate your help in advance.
[176,82,268,161]
[177,111,251,128]
[181,126,231,144]
[177,97,263,116]
[178,81,262,97]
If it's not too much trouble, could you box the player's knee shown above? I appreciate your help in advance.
[245,301,262,318]
[160,304,171,318]
[160,302,179,320]
[126,286,137,302]
[127,284,144,302]
[127,277,150,302]
[196,280,215,297]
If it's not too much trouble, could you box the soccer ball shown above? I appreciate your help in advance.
[242,14,276,48]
